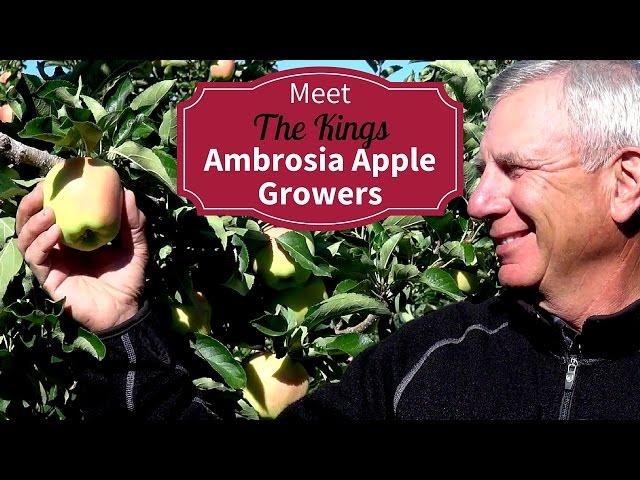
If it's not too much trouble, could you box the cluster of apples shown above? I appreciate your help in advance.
[239,226,331,418]
[252,226,329,323]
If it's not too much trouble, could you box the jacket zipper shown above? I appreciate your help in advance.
[558,355,579,420]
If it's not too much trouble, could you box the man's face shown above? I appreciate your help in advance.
[468,77,613,292]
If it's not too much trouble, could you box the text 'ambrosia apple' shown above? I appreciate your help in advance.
[202,145,437,206]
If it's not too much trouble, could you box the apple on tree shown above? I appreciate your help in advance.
[450,269,480,294]
[252,227,315,291]
[42,157,123,252]
[0,104,13,123]
[210,60,235,81]
[274,277,328,325]
[243,352,310,419]
[0,71,10,84]
[170,291,212,335]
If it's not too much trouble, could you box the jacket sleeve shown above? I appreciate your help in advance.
[70,300,226,422]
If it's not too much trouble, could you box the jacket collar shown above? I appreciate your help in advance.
[503,289,640,358]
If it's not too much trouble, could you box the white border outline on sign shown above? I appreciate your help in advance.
[181,70,460,227]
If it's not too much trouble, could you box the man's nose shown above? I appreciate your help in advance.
[467,167,511,221]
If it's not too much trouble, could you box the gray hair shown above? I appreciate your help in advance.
[486,60,640,172]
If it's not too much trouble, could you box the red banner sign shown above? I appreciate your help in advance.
[177,67,464,231]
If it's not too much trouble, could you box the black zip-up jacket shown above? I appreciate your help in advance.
[71,291,640,421]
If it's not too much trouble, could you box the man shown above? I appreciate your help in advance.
[16,60,640,420]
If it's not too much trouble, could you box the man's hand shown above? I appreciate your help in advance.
[16,182,149,333]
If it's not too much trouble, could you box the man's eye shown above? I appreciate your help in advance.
[503,165,525,178]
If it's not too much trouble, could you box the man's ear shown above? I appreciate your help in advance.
[611,148,640,223]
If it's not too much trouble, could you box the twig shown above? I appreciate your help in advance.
[334,314,378,335]
[0,132,63,171]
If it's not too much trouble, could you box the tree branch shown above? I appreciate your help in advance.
[334,314,378,335]
[0,132,63,171]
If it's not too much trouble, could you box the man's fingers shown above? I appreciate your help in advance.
[16,182,44,235]
[123,188,146,233]
[17,206,56,256]
[120,189,147,247]
[23,223,61,287]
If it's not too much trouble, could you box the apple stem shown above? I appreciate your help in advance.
[0,132,64,171]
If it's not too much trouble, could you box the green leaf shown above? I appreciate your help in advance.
[111,108,138,147]
[159,245,172,260]
[314,333,375,357]
[366,60,380,73]
[251,313,292,337]
[159,105,177,146]
[223,271,254,296]
[231,234,249,273]
[13,177,43,188]
[0,174,27,200]
[420,267,464,301]
[80,95,107,123]
[131,121,155,141]
[474,237,493,249]
[333,279,372,295]
[22,73,43,93]
[425,211,455,231]
[67,120,103,154]
[378,232,403,270]
[464,122,483,144]
[191,334,246,390]
[206,215,229,250]
[276,232,333,277]
[51,87,82,108]
[193,377,231,391]
[4,298,64,326]
[110,141,175,192]
[22,264,34,297]
[326,239,343,257]
[130,80,175,113]
[105,76,134,113]
[7,99,23,122]
[432,60,484,104]
[464,161,481,195]
[0,239,22,302]
[18,117,67,144]
[35,80,76,100]
[389,264,421,284]
[151,148,177,185]
[382,216,424,229]
[0,218,15,244]
[60,328,106,360]
[442,241,476,266]
[334,279,358,294]
[380,65,403,79]
[303,293,391,330]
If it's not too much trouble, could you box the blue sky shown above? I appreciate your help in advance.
[25,60,429,81]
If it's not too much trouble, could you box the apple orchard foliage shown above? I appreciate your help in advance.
[0,59,510,421]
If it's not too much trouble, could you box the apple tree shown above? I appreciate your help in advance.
[0,59,509,421]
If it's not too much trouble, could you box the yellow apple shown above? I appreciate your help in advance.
[170,291,212,335]
[452,269,480,294]
[210,60,235,81]
[274,277,328,325]
[42,157,123,252]
[252,227,315,291]
[243,353,309,419]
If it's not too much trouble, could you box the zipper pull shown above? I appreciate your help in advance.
[565,356,579,390]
